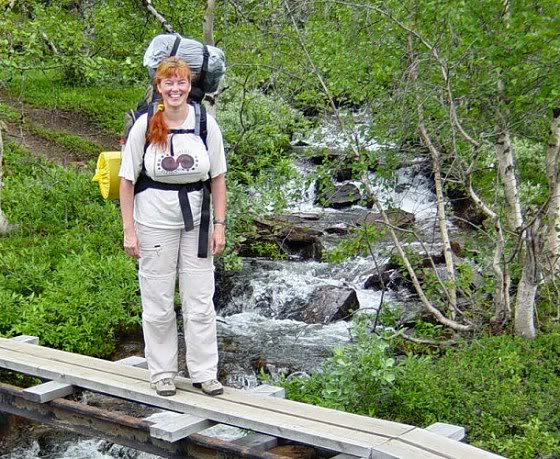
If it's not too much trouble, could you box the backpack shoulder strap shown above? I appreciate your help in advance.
[170,34,182,57]
[199,103,208,149]
[191,101,208,149]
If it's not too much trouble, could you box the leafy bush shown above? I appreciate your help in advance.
[218,78,308,179]
[0,143,140,357]
[277,323,560,458]
[280,317,398,416]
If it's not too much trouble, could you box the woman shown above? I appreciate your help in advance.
[119,57,226,397]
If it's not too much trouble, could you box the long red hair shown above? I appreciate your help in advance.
[147,57,192,149]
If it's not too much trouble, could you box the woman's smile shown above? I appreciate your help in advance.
[158,75,190,107]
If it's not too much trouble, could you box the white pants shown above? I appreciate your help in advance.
[136,223,218,384]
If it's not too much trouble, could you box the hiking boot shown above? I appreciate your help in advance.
[192,379,223,396]
[151,378,176,396]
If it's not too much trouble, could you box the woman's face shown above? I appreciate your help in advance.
[157,73,190,109]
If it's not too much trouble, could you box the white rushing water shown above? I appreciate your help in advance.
[0,439,161,459]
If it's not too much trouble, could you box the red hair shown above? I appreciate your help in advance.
[147,57,192,149]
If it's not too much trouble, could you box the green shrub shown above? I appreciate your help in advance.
[0,142,140,357]
[278,324,560,458]
[280,317,398,416]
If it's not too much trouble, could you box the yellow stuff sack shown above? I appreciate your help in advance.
[92,151,122,200]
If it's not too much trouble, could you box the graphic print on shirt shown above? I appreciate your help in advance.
[152,134,205,178]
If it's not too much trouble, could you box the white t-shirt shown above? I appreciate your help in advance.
[119,107,227,229]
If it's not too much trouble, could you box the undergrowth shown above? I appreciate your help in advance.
[275,318,560,459]
[0,143,140,357]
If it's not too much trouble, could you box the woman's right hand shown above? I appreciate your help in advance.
[123,231,140,259]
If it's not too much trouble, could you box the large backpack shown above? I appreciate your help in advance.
[123,32,225,146]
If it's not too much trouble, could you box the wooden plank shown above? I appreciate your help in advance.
[0,338,413,439]
[330,454,365,459]
[150,381,286,443]
[0,346,386,457]
[10,335,39,345]
[371,439,446,459]
[398,428,503,459]
[22,380,74,403]
[115,356,149,369]
[425,423,466,442]
[251,384,285,399]
[231,432,278,452]
[150,413,214,442]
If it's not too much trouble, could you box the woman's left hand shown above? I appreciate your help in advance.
[211,224,226,256]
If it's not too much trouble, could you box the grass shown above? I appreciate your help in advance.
[0,102,20,123]
[27,124,103,160]
[2,69,144,134]
[0,142,140,357]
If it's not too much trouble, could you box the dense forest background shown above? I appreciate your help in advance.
[0,1,559,457]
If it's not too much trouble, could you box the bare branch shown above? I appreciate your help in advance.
[143,0,175,33]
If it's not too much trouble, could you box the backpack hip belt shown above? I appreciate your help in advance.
[134,176,212,258]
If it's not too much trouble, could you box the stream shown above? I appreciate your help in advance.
[1,112,441,458]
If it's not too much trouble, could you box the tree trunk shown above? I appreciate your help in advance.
[545,108,560,272]
[143,0,175,33]
[466,176,512,322]
[514,219,542,339]
[0,126,12,235]
[203,0,217,118]
[495,124,523,232]
[203,0,216,46]
[419,123,458,317]
[491,221,511,323]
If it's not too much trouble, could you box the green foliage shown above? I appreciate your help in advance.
[390,332,560,458]
[0,102,20,123]
[0,143,140,357]
[279,327,560,458]
[325,225,385,263]
[218,79,307,179]
[248,241,287,260]
[280,316,398,416]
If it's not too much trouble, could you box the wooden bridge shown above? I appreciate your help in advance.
[0,336,504,459]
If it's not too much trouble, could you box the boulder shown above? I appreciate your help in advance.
[291,145,348,165]
[364,267,404,291]
[238,218,323,261]
[356,208,415,229]
[446,186,487,229]
[302,286,358,324]
[317,183,361,209]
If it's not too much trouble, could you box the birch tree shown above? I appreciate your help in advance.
[0,124,15,236]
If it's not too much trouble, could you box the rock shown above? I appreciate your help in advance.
[302,287,358,324]
[291,145,348,165]
[239,218,324,261]
[317,183,361,208]
[446,186,486,229]
[214,263,238,312]
[282,212,321,221]
[335,167,354,182]
[364,267,404,291]
[324,224,351,235]
[356,208,415,229]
